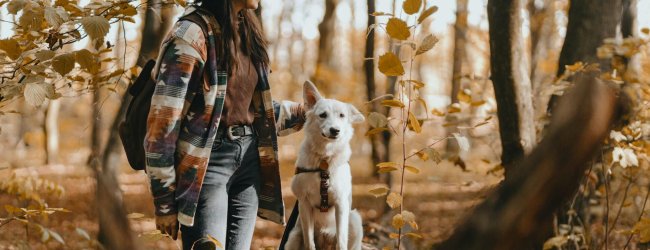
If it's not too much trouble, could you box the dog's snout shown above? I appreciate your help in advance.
[330,128,340,136]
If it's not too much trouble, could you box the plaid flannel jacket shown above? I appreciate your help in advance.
[144,6,305,226]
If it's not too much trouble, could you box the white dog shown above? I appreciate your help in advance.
[285,81,365,250]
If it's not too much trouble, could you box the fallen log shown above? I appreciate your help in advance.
[436,74,627,250]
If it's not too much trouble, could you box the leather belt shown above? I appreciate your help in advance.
[295,159,330,212]
[217,124,254,140]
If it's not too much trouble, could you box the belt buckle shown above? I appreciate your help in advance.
[227,126,241,141]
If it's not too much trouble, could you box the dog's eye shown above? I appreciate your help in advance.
[319,112,327,118]
[339,113,345,118]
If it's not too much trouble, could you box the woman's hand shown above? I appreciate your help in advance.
[156,214,179,240]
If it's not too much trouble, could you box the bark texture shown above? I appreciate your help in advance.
[95,91,136,250]
[621,0,637,38]
[557,0,623,77]
[313,0,338,94]
[446,0,468,155]
[437,74,626,250]
[487,0,536,174]
[137,0,175,67]
[44,99,60,164]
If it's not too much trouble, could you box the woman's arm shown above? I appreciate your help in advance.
[144,22,206,217]
[274,100,306,137]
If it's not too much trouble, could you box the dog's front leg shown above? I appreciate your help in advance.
[335,200,350,250]
[299,201,317,250]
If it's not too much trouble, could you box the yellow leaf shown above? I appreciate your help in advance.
[4,204,21,214]
[386,192,402,209]
[470,100,486,106]
[408,111,422,133]
[378,166,399,174]
[416,151,428,161]
[44,6,68,27]
[365,127,390,136]
[426,148,442,164]
[543,236,568,250]
[24,82,53,107]
[431,108,446,116]
[7,0,26,14]
[377,162,399,168]
[565,61,584,72]
[369,187,390,197]
[642,27,650,35]
[405,232,423,239]
[389,233,400,239]
[416,98,428,115]
[448,103,461,113]
[80,16,110,41]
[634,218,650,243]
[386,18,410,40]
[75,49,99,74]
[381,99,405,108]
[404,79,425,88]
[402,0,422,15]
[368,112,388,128]
[35,50,56,61]
[0,39,22,60]
[118,5,138,16]
[392,213,405,229]
[378,52,405,76]
[416,34,438,56]
[457,89,472,103]
[418,6,438,24]
[405,165,420,174]
[371,12,393,17]
[52,53,75,75]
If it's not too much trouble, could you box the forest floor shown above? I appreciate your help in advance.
[0,153,502,249]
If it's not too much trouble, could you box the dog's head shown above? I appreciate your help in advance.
[303,81,365,142]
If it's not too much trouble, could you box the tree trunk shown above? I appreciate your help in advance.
[95,91,136,250]
[487,0,536,175]
[437,74,626,250]
[137,0,175,67]
[313,0,338,93]
[445,0,468,155]
[364,0,381,166]
[92,20,139,249]
[547,2,624,248]
[530,0,560,116]
[44,99,60,164]
[621,0,636,38]
[365,0,392,191]
[556,0,623,78]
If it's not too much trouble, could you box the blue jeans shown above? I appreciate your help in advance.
[181,133,261,250]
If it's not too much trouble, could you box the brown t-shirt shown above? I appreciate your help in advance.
[221,40,258,126]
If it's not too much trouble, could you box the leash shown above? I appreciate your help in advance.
[295,159,330,212]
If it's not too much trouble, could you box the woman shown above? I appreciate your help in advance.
[143,0,304,249]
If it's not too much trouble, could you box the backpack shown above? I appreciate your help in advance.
[119,11,211,171]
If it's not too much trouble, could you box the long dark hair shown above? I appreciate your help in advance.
[194,0,269,76]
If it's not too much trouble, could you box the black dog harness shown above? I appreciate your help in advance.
[295,159,330,212]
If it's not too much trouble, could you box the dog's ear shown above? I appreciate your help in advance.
[303,80,323,109]
[348,104,365,123]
